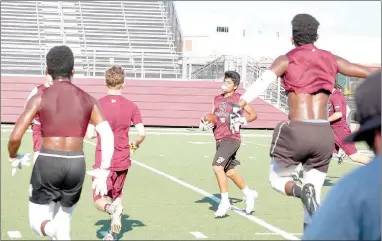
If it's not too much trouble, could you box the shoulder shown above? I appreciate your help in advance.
[233,93,241,100]
[214,94,223,101]
[123,97,139,109]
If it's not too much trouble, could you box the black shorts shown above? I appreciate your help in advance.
[212,138,241,172]
[270,120,334,173]
[29,148,86,207]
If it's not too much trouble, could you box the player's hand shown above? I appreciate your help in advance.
[9,153,31,176]
[228,103,247,133]
[129,141,138,153]
[87,168,110,197]
[199,115,214,131]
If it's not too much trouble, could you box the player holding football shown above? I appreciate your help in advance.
[25,75,53,163]
[328,84,371,165]
[229,14,378,229]
[8,45,114,240]
[199,71,258,217]
[86,66,146,240]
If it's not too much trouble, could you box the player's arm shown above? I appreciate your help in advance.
[336,56,380,78]
[89,101,114,169]
[239,55,288,108]
[131,106,146,148]
[243,104,258,123]
[8,95,41,158]
[85,123,97,139]
[328,95,344,123]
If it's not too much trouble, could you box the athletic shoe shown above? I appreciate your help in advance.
[243,189,258,214]
[215,201,231,217]
[110,203,123,234]
[300,183,319,217]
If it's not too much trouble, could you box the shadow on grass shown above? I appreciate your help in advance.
[95,214,145,240]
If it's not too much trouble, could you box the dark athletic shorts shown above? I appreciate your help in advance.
[29,148,86,207]
[212,138,241,172]
[270,120,334,173]
[332,127,358,156]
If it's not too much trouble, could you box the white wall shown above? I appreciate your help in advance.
[183,27,381,65]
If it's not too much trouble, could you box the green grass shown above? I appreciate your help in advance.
[1,126,365,240]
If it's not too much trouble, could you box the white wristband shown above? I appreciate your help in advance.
[95,121,114,169]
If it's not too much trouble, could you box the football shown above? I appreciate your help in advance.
[204,113,217,125]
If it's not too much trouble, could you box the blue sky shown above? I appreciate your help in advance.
[174,1,381,38]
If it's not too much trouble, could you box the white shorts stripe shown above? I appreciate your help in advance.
[39,153,84,159]
[270,122,288,156]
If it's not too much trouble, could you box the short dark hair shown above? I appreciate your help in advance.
[46,45,74,79]
[292,14,320,46]
[224,71,240,86]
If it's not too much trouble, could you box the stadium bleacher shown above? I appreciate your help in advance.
[1,0,181,78]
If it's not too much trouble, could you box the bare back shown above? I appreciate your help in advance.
[271,44,376,121]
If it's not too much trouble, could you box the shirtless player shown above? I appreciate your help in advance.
[86,66,146,240]
[229,14,377,229]
[8,45,115,240]
[199,71,258,217]
[26,75,52,163]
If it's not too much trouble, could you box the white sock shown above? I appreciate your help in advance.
[221,192,229,203]
[44,221,57,238]
[242,186,251,196]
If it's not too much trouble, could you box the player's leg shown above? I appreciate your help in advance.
[348,152,371,164]
[225,144,258,214]
[269,122,303,198]
[301,123,334,230]
[28,152,67,239]
[212,140,236,217]
[109,170,128,236]
[58,150,86,240]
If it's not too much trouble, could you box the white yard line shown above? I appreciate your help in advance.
[7,230,22,239]
[255,232,303,236]
[190,231,208,239]
[84,140,299,240]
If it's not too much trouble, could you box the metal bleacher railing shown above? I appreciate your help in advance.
[1,0,182,78]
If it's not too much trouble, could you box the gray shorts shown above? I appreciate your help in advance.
[212,138,241,172]
[270,120,334,173]
[29,148,86,207]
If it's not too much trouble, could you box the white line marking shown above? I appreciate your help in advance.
[203,156,209,158]
[185,141,215,145]
[159,155,165,157]
[242,141,270,147]
[84,140,299,240]
[7,231,22,239]
[190,231,208,239]
[255,232,302,236]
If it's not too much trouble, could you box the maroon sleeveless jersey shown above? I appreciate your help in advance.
[39,81,95,137]
[94,95,143,171]
[282,44,338,93]
[213,93,241,142]
[28,84,48,128]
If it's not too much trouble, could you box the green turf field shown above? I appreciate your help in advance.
[1,125,370,240]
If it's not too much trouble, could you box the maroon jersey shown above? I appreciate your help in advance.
[282,44,338,93]
[27,84,48,151]
[213,93,241,142]
[328,89,349,129]
[94,95,143,171]
[39,81,95,137]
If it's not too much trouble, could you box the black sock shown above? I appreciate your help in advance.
[291,184,302,198]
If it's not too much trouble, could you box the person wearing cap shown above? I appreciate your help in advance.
[303,71,381,240]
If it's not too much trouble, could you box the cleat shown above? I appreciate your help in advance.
[110,204,123,234]
[103,232,115,240]
[300,183,319,217]
[243,190,259,214]
[215,201,231,217]
[337,152,346,165]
